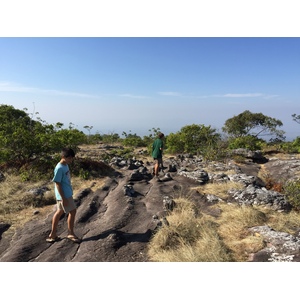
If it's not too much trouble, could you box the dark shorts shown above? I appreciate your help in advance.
[154,157,163,164]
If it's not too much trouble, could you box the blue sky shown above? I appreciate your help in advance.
[1,2,300,141]
[1,37,300,140]
[1,0,299,295]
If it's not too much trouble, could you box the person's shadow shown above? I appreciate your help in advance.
[82,228,152,244]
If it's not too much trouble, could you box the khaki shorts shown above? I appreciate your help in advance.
[57,197,76,214]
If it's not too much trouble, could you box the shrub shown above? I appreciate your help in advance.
[228,136,265,151]
[261,171,284,193]
[72,157,115,178]
[284,180,300,211]
[166,124,221,155]
[121,132,146,147]
[279,138,300,153]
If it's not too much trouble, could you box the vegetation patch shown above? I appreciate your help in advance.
[148,198,234,262]
[283,179,300,211]
[193,181,245,200]
[72,158,115,179]
[148,180,300,262]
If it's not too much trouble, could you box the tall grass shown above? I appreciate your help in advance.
[148,179,300,262]
[214,203,267,261]
[148,198,234,262]
[193,180,244,200]
[0,172,107,230]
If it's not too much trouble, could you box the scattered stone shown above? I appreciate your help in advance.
[0,223,10,239]
[206,194,223,203]
[123,185,135,197]
[0,172,5,182]
[178,169,209,184]
[163,196,175,211]
[27,186,50,197]
[160,173,173,182]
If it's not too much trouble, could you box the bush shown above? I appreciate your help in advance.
[279,138,300,153]
[121,133,146,147]
[166,124,221,155]
[228,136,265,151]
[72,157,115,179]
[165,132,184,154]
[0,105,88,164]
[284,180,300,211]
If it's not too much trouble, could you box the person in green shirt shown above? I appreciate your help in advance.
[152,132,165,178]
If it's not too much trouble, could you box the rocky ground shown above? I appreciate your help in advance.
[1,148,300,262]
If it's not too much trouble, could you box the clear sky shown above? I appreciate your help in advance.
[1,37,299,140]
[1,2,300,141]
[1,1,299,296]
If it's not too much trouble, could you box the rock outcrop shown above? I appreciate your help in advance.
[1,151,300,262]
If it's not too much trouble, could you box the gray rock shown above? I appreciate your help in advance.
[0,172,5,182]
[249,225,300,262]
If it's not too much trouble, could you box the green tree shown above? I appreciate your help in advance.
[0,104,87,164]
[51,128,87,152]
[84,125,93,143]
[166,132,185,154]
[166,124,221,155]
[222,110,285,141]
[292,113,300,125]
[121,131,146,147]
[89,132,103,144]
[228,135,265,151]
[0,104,49,163]
[102,132,120,144]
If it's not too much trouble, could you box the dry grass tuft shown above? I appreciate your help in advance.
[0,174,52,213]
[148,198,234,262]
[148,177,273,262]
[0,172,106,230]
[262,208,300,234]
[193,181,244,200]
[214,203,267,261]
[148,199,270,262]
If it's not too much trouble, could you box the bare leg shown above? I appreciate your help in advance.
[154,161,159,176]
[49,209,64,239]
[67,209,76,236]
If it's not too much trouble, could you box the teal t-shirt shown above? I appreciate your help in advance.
[52,163,73,200]
[152,138,163,158]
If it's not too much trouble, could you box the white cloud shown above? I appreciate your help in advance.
[158,91,182,96]
[222,93,263,98]
[221,93,280,99]
[118,93,149,99]
[262,94,279,99]
[0,81,98,98]
[157,91,279,100]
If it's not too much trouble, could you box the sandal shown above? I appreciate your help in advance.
[67,235,82,243]
[46,236,61,243]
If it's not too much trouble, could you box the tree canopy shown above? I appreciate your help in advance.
[166,124,221,156]
[292,114,300,125]
[222,110,285,141]
[0,104,86,164]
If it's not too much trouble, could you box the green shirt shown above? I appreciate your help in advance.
[152,138,163,158]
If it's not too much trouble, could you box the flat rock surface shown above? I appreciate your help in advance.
[1,153,300,262]
[0,170,204,262]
